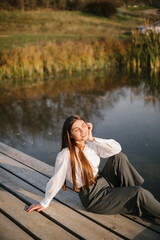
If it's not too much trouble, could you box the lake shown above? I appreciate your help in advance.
[0,70,160,200]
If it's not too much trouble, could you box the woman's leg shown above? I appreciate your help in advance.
[97,152,160,223]
[87,184,160,224]
[101,152,144,187]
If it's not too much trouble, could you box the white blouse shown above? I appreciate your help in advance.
[40,137,122,208]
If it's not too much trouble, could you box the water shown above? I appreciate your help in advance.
[0,70,160,200]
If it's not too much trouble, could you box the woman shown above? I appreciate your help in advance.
[27,115,160,224]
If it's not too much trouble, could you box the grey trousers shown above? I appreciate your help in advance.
[78,152,160,224]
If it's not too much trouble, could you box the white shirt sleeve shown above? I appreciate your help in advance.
[40,149,69,208]
[92,137,122,158]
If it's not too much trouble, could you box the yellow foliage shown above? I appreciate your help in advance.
[0,39,119,81]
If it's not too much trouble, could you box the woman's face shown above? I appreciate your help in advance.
[70,120,88,143]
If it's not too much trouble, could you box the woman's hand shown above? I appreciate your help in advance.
[27,204,45,213]
[86,122,94,142]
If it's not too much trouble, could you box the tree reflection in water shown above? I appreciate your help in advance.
[0,70,159,146]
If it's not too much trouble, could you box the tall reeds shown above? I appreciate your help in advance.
[108,30,160,74]
[0,39,113,82]
[129,30,160,72]
[0,32,160,84]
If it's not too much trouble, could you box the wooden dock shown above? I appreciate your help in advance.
[0,142,160,240]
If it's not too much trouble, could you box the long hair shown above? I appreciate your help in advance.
[61,115,96,192]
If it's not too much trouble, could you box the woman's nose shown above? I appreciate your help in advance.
[79,128,83,133]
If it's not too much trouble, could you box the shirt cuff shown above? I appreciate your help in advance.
[40,198,50,208]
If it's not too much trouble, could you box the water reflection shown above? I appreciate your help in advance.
[0,70,160,200]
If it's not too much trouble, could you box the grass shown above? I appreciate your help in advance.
[127,6,157,11]
[0,9,145,50]
[0,33,81,50]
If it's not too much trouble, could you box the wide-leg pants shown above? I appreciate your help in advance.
[78,152,160,224]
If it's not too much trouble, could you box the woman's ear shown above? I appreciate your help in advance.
[70,134,73,139]
[68,130,73,139]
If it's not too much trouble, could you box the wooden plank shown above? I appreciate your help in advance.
[1,155,160,240]
[0,142,53,177]
[1,142,159,232]
[0,167,121,240]
[0,187,78,240]
[0,213,33,240]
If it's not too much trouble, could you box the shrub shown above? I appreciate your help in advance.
[84,1,117,18]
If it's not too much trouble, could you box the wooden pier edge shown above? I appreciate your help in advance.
[0,142,160,240]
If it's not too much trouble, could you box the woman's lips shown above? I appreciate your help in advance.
[81,133,87,138]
